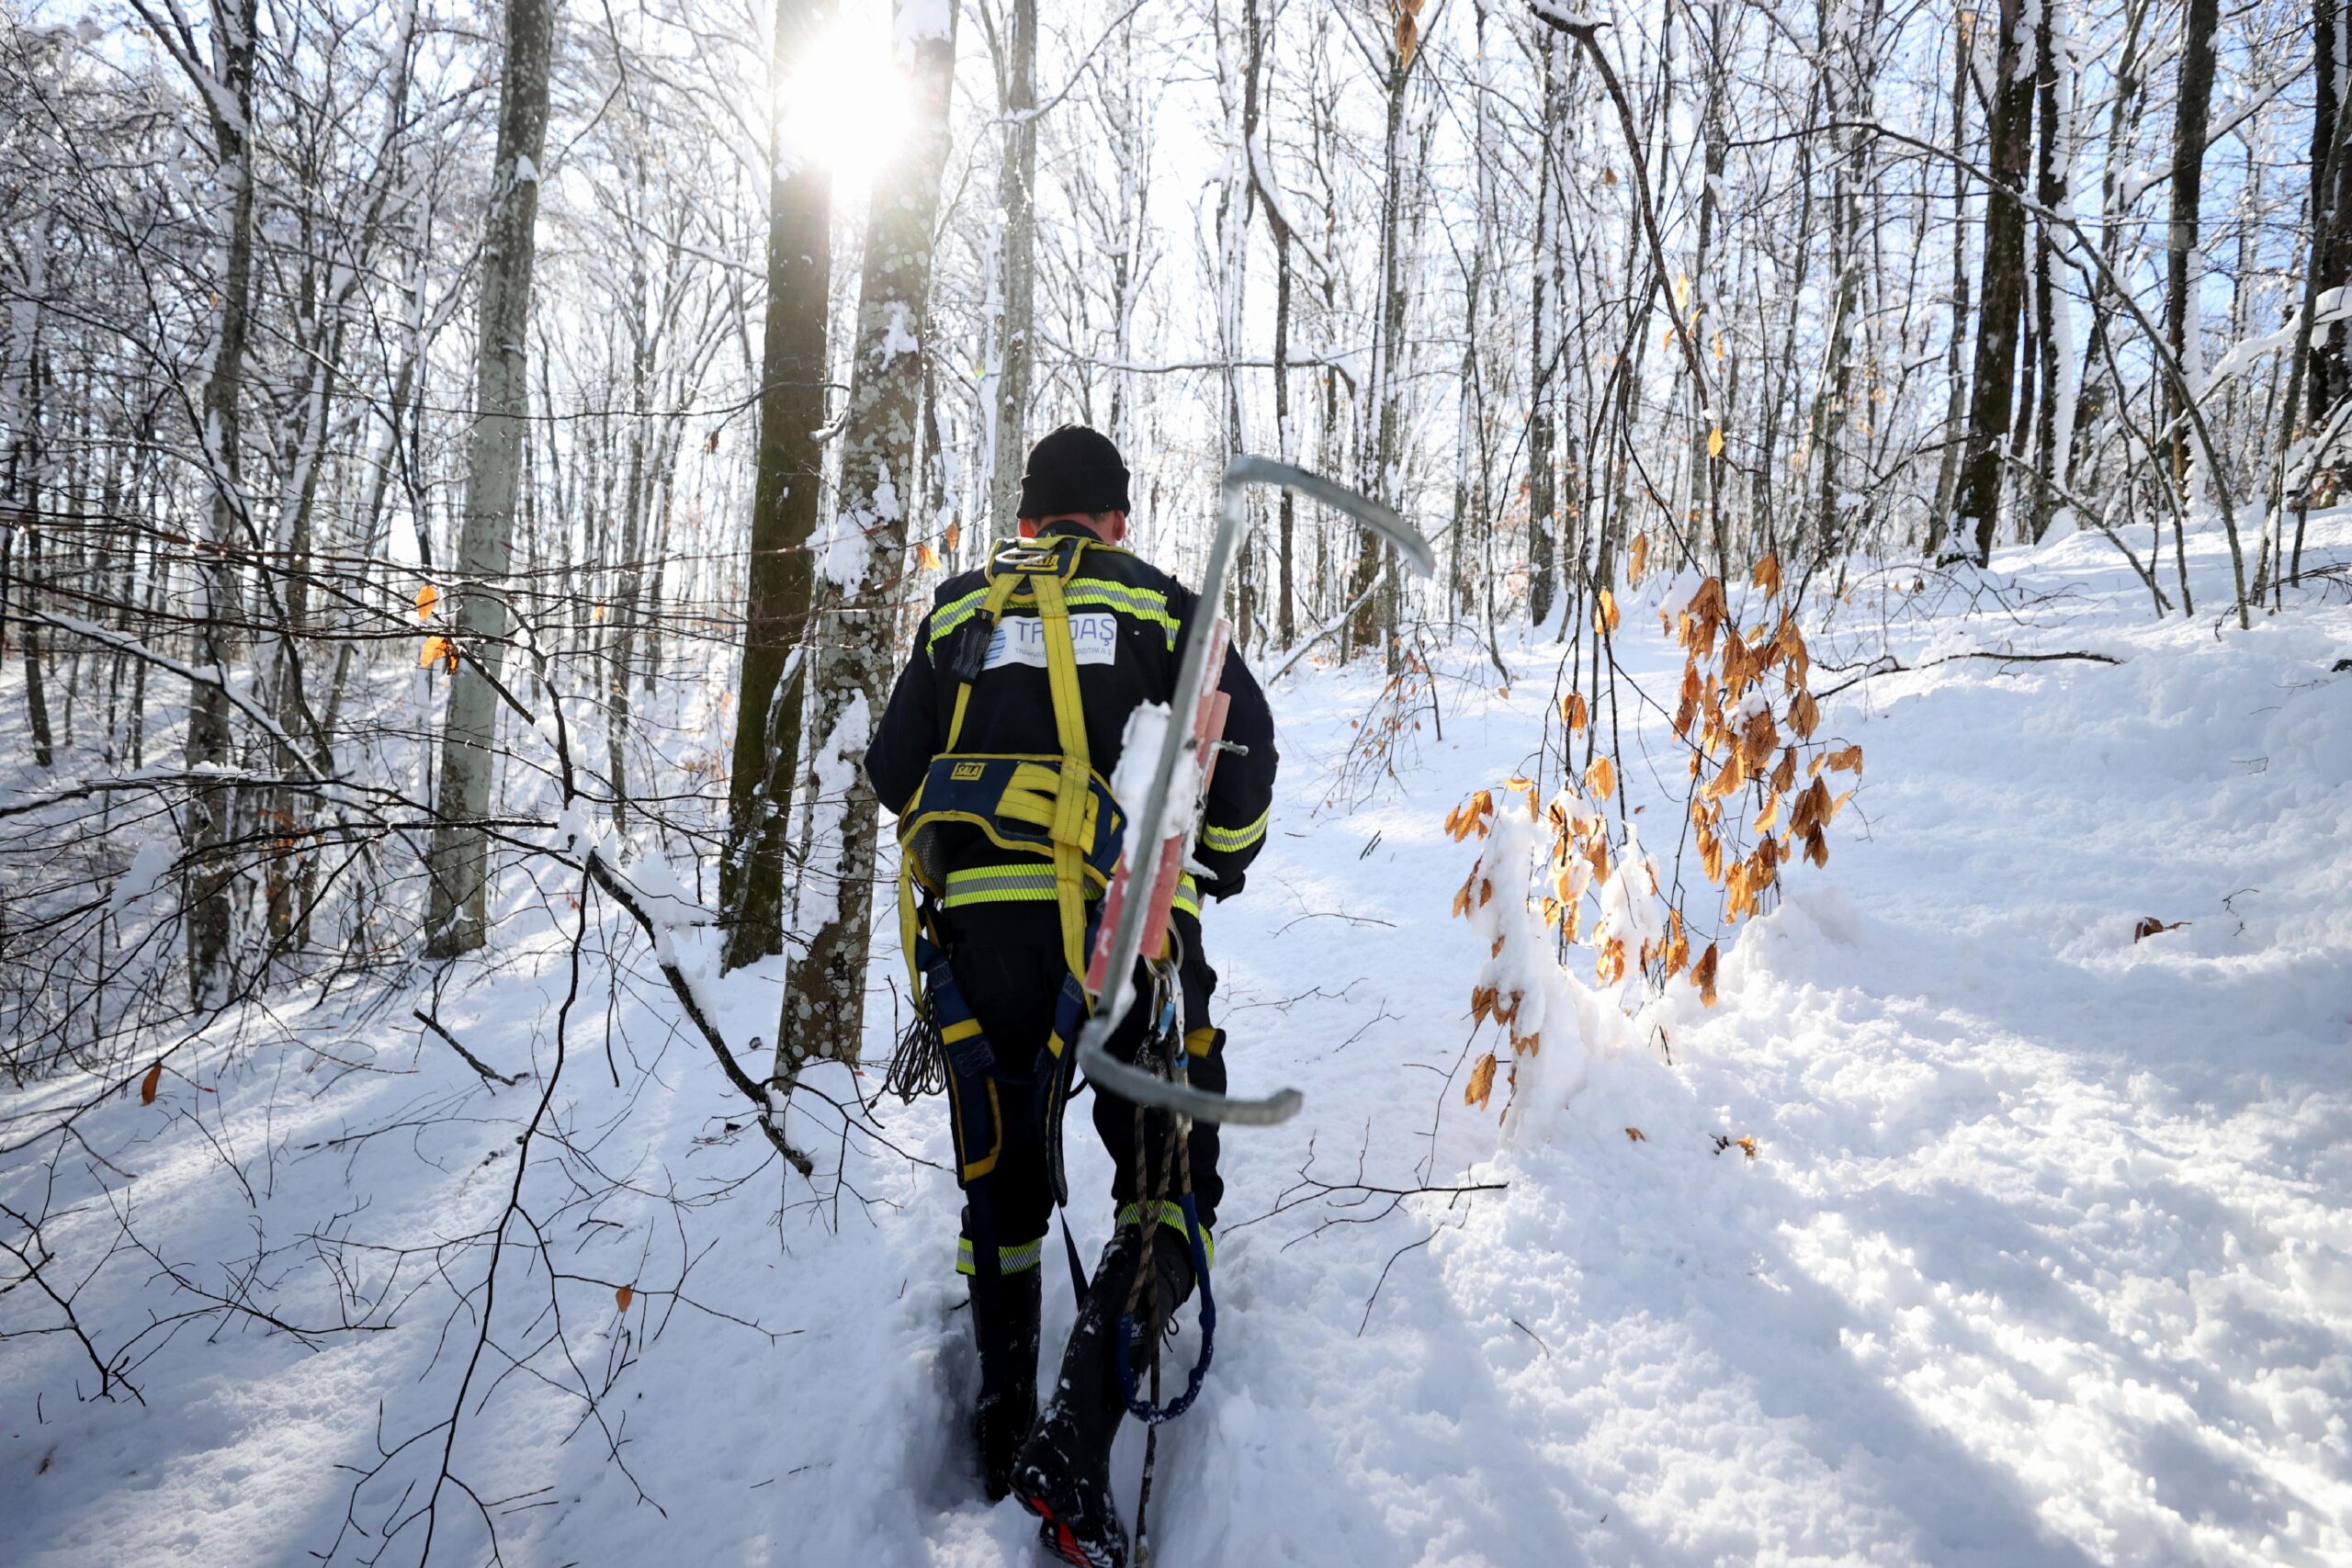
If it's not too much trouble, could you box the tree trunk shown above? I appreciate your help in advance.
[2312,0,2352,433]
[10,333,56,770]
[2165,0,2220,500]
[607,165,653,836]
[719,0,835,972]
[1347,37,1412,660]
[2149,0,2220,614]
[1693,0,1729,576]
[776,0,961,1091]
[986,0,1037,532]
[2027,0,2067,542]
[1954,0,2037,566]
[1527,33,1563,627]
[156,0,261,1002]
[424,0,554,957]
[2064,0,2147,501]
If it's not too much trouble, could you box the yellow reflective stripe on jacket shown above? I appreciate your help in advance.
[956,1235,1046,1276]
[1118,1201,1214,1269]
[1200,805,1270,854]
[944,864,1196,915]
[930,580,1179,656]
[926,586,990,652]
[1062,581,1179,647]
[942,864,1061,906]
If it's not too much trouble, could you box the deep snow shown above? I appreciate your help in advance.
[4,521,2349,1567]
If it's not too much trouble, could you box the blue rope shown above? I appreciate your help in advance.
[1113,1191,1216,1426]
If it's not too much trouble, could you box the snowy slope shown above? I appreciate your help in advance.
[5,523,2349,1567]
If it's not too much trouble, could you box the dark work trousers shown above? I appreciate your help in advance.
[941,909,1227,1275]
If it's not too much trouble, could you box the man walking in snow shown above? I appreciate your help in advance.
[865,424,1277,1565]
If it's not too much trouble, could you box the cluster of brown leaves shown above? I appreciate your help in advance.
[1450,558,1867,1119]
[1671,558,1860,961]
[1343,646,1435,787]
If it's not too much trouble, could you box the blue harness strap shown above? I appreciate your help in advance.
[919,921,1098,1311]
[1111,977,1216,1426]
[1113,1193,1216,1426]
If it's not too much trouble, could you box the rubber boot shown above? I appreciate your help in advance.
[1013,1226,1195,1567]
[974,1265,1043,1502]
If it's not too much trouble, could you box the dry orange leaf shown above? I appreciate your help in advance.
[414,583,438,622]
[419,636,458,673]
[1826,744,1864,774]
[1752,553,1782,597]
[1561,691,1589,732]
[1790,690,1820,740]
[140,1062,162,1105]
[1691,942,1720,1007]
[917,542,942,572]
[616,1284,634,1313]
[1465,1052,1498,1110]
[1624,1126,1647,1143]
[1708,424,1725,459]
[1595,588,1621,635]
[1629,532,1651,586]
[1584,755,1616,801]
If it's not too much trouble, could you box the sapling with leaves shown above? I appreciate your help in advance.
[1446,554,1863,1118]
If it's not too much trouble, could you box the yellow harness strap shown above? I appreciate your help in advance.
[1028,569,1096,984]
[944,570,1024,753]
[903,536,1106,995]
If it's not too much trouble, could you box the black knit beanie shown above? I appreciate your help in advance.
[1018,424,1131,519]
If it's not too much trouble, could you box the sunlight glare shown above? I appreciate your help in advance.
[778,9,908,191]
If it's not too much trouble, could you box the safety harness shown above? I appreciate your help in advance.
[890,534,1133,1313]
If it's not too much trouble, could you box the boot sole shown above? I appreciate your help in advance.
[1016,1488,1121,1568]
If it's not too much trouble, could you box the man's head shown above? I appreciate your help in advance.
[1017,424,1130,543]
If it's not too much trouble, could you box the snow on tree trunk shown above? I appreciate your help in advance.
[136,0,261,1005]
[423,0,553,958]
[775,0,960,1091]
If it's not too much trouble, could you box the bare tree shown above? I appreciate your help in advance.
[720,0,837,973]
[424,0,555,957]
[1951,0,2038,566]
[986,0,1039,531]
[775,0,964,1106]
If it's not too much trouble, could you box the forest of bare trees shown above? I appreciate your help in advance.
[3,0,2346,1314]
[5,5,2351,1562]
[5,0,2339,1093]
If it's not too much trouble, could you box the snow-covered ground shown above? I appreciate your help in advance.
[5,522,2349,1566]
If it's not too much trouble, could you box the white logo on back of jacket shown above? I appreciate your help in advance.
[981,611,1119,671]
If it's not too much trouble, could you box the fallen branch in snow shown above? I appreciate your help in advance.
[581,852,816,1180]
[412,1009,522,1088]
[1254,1173,1508,1247]
[1232,1132,1507,1249]
[1815,649,2122,699]
[494,610,820,1182]
[0,1194,136,1403]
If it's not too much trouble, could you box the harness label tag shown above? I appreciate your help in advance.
[984,612,1118,671]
